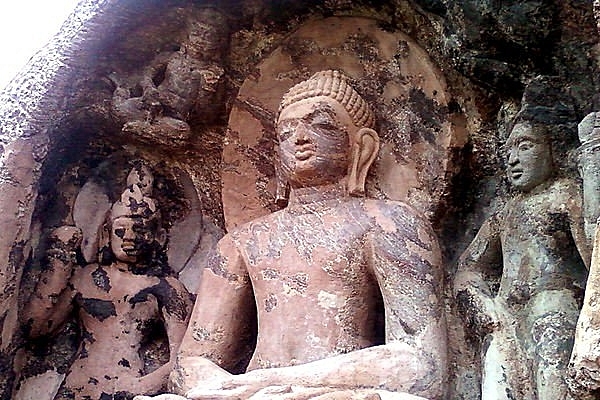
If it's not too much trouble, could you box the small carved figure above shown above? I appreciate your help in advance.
[110,8,229,145]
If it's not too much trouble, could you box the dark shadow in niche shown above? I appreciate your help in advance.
[137,318,169,375]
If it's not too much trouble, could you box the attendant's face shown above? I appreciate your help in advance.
[277,97,354,188]
[110,216,155,264]
[505,123,553,192]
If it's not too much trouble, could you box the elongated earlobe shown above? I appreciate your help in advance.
[274,146,290,207]
[348,128,380,197]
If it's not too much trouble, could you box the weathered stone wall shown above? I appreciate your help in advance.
[0,1,598,399]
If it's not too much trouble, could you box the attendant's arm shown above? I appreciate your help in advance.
[566,182,593,268]
[132,277,195,395]
[171,234,256,394]
[22,226,80,337]
[454,215,503,335]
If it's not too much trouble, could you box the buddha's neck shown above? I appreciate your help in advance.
[288,181,349,206]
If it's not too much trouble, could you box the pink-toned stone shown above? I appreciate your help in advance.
[223,17,460,230]
[167,71,447,400]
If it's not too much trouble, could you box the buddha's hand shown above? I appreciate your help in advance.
[186,369,270,399]
[170,356,232,395]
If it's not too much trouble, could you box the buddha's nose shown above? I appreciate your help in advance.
[294,124,310,145]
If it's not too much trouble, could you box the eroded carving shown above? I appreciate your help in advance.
[110,8,228,145]
[21,164,193,399]
[454,103,589,399]
[138,70,447,400]
[567,111,600,398]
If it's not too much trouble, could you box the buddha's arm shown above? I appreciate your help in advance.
[454,215,502,335]
[367,219,447,399]
[170,235,256,395]
[185,342,439,399]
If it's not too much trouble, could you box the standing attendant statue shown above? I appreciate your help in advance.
[22,165,193,400]
[137,70,448,400]
[454,111,590,399]
[567,111,600,398]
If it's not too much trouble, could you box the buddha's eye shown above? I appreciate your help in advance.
[312,121,337,131]
[277,121,297,141]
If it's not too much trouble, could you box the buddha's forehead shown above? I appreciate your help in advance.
[278,96,352,124]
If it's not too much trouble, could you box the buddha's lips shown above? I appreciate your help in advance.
[295,145,315,160]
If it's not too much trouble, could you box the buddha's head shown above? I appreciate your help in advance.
[276,70,379,197]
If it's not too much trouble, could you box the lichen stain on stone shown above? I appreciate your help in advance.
[91,266,111,292]
[261,268,279,280]
[192,325,224,342]
[264,293,278,312]
[75,295,116,321]
[117,358,130,368]
[281,272,309,297]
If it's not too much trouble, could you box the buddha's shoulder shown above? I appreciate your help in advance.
[360,199,439,255]
[361,198,431,226]
[223,198,432,238]
[222,210,286,239]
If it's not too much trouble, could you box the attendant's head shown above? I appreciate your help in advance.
[505,120,553,192]
[109,184,164,265]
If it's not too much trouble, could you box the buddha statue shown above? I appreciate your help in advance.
[139,70,447,400]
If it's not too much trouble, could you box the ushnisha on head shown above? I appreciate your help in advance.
[276,70,379,198]
[278,70,375,130]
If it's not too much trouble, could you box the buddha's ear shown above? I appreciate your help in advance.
[274,145,290,208]
[348,127,380,197]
